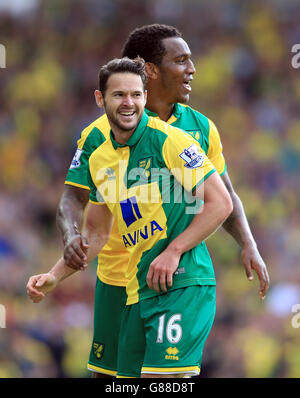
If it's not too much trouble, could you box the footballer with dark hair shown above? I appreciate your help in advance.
[29,24,269,378]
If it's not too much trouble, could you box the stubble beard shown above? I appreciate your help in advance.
[106,108,142,134]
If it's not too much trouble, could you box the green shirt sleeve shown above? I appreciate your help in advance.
[65,126,106,189]
[87,157,106,204]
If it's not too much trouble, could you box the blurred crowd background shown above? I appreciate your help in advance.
[0,0,300,378]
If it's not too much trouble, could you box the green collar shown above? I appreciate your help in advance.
[145,103,184,119]
[110,112,149,149]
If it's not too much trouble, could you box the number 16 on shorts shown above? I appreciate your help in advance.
[156,313,182,344]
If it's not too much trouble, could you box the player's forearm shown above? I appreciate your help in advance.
[81,202,114,264]
[222,190,256,248]
[168,172,233,255]
[56,186,90,244]
[81,222,111,264]
[56,196,84,243]
[47,231,107,283]
[85,233,109,263]
[168,199,233,256]
[49,257,78,283]
[221,172,257,248]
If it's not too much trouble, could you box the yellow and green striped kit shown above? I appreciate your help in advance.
[88,112,216,305]
[65,103,226,288]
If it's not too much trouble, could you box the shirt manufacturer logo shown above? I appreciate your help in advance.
[165,347,179,361]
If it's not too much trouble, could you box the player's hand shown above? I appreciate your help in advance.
[147,248,181,293]
[26,273,58,303]
[241,244,270,300]
[63,234,89,271]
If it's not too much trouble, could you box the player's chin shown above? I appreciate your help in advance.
[117,119,138,131]
[177,93,190,104]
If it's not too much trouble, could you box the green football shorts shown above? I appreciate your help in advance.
[117,285,216,377]
[87,278,127,376]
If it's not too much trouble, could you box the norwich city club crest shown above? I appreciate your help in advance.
[93,342,105,360]
[138,157,152,179]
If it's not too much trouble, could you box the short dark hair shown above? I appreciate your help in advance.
[98,56,148,96]
[122,24,182,65]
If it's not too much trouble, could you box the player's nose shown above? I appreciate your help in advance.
[186,59,196,75]
[122,94,134,106]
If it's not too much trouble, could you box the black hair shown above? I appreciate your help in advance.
[122,24,182,65]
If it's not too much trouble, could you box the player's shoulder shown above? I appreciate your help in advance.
[177,103,211,130]
[77,113,110,150]
[147,115,185,137]
[147,116,198,152]
[88,130,113,163]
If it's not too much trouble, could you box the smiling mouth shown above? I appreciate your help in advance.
[182,80,192,92]
[119,111,135,118]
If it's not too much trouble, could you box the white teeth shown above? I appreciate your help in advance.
[120,112,134,116]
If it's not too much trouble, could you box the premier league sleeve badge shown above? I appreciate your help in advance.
[179,144,204,168]
[70,148,83,168]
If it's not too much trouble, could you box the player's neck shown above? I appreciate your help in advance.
[146,95,175,122]
[109,122,135,145]
[112,130,134,145]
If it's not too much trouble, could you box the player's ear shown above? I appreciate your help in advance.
[145,62,159,79]
[144,90,147,105]
[94,90,105,108]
